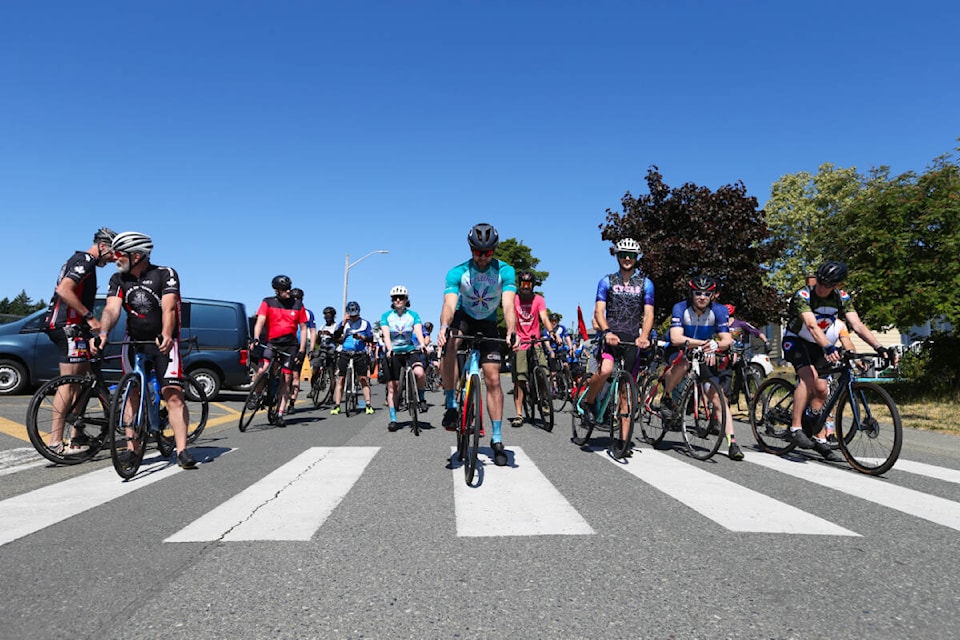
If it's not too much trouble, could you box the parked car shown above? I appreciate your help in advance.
[0,297,251,399]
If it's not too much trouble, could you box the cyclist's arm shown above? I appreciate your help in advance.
[799,310,833,349]
[413,323,427,350]
[638,303,654,348]
[844,310,882,350]
[252,313,267,344]
[381,323,393,354]
[95,295,123,352]
[715,329,733,351]
[437,292,459,348]
[158,292,178,354]
[502,290,517,342]
[54,275,101,333]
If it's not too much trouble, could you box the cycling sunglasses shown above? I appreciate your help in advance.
[472,249,494,258]
[693,290,713,298]
[617,251,638,260]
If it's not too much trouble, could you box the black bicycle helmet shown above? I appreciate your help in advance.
[271,275,292,291]
[290,287,303,300]
[345,301,361,316]
[816,260,848,285]
[424,321,434,332]
[467,222,499,251]
[93,227,117,244]
[688,274,717,293]
[323,306,336,316]
[518,271,536,285]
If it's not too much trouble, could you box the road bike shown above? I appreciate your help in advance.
[517,338,554,430]
[723,343,764,414]
[548,344,574,412]
[571,344,636,460]
[424,355,441,392]
[637,347,727,461]
[749,350,902,475]
[338,351,367,416]
[109,341,210,479]
[239,344,293,431]
[307,345,336,408]
[393,350,425,436]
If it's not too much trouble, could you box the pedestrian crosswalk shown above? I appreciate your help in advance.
[2,443,959,548]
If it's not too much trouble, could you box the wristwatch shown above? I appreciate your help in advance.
[83,311,95,320]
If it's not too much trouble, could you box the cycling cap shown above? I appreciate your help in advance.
[724,304,736,315]
[517,271,536,284]
[467,223,499,251]
[345,301,361,315]
[688,275,717,292]
[615,238,642,256]
[290,288,304,300]
[93,227,117,244]
[323,306,336,316]
[112,231,153,256]
[390,285,408,297]
[271,275,292,291]
[816,260,848,285]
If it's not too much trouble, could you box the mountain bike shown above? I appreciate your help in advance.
[109,341,209,479]
[518,338,554,430]
[637,347,726,461]
[571,345,636,460]
[749,350,902,475]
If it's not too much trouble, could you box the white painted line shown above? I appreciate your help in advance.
[747,453,960,532]
[166,447,379,542]
[0,455,182,547]
[606,449,859,536]
[0,447,46,477]
[452,446,595,537]
[894,459,960,485]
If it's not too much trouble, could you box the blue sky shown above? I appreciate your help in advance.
[3,1,957,330]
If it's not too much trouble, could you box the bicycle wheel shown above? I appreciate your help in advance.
[749,377,797,455]
[26,375,110,465]
[344,367,357,416]
[610,371,636,459]
[533,366,555,431]
[637,376,667,446]
[680,379,725,461]
[406,366,420,436]
[239,371,269,432]
[553,367,572,412]
[319,366,335,405]
[109,373,148,479]
[160,375,209,445]
[835,382,903,475]
[463,373,482,484]
[571,387,594,446]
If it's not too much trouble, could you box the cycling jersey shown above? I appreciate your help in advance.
[444,258,517,321]
[257,296,307,343]
[785,286,855,343]
[669,300,730,341]
[728,318,765,346]
[514,294,546,351]
[595,271,654,338]
[43,251,99,330]
[340,317,373,352]
[107,265,181,340]
[380,308,423,353]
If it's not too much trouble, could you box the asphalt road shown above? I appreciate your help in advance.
[1,380,959,640]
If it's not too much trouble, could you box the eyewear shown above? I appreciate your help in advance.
[391,295,407,301]
[472,249,494,258]
[617,252,638,260]
[113,251,128,259]
[693,291,713,298]
[817,279,842,288]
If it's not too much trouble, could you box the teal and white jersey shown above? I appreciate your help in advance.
[443,258,517,321]
[380,308,423,353]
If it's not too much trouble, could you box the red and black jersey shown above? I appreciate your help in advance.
[107,264,181,340]
[257,296,307,342]
[43,251,98,330]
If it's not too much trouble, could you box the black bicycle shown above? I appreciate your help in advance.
[393,350,425,436]
[723,344,764,413]
[307,345,337,408]
[518,338,554,431]
[239,344,293,431]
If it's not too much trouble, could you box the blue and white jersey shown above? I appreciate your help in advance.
[297,308,316,343]
[669,301,730,341]
[444,258,517,321]
[380,308,423,353]
[340,317,373,353]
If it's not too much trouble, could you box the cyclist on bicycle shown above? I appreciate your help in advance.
[580,238,654,455]
[437,222,517,467]
[41,226,117,455]
[97,231,197,469]
[249,275,309,428]
[660,275,742,461]
[509,271,553,429]
[330,301,376,415]
[288,287,316,414]
[380,285,430,432]
[782,261,894,460]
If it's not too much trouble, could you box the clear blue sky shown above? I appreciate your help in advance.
[3,1,957,329]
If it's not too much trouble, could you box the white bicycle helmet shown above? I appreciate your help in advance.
[615,238,642,256]
[112,231,153,256]
[390,285,408,297]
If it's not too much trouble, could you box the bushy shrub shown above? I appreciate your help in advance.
[896,332,960,401]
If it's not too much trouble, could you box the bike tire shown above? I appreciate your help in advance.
[463,373,482,484]
[239,371,269,432]
[109,373,148,479]
[570,387,594,446]
[552,368,571,412]
[637,376,667,446]
[533,365,554,431]
[181,375,210,443]
[407,366,420,436]
[681,379,725,461]
[344,367,357,416]
[835,381,903,476]
[26,375,110,465]
[749,377,797,455]
[610,371,636,459]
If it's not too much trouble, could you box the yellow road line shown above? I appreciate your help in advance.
[0,416,29,443]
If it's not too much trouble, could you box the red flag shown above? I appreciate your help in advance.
[577,305,589,340]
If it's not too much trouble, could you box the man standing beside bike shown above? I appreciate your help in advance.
[41,227,117,455]
[249,275,308,428]
[379,285,429,432]
[781,261,895,461]
[579,238,654,455]
[509,271,553,429]
[437,222,517,467]
[330,301,375,415]
[660,275,742,461]
[96,231,197,469]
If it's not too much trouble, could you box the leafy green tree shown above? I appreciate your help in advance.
[9,290,37,316]
[601,167,782,325]
[491,237,548,335]
[764,163,864,295]
[836,151,960,330]
[0,298,9,314]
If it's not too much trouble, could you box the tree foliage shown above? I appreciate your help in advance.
[600,167,782,326]
[0,291,46,316]
[491,237,550,332]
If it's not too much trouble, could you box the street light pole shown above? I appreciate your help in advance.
[342,250,389,315]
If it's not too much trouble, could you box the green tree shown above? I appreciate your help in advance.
[836,151,960,330]
[9,290,36,316]
[601,167,782,325]
[764,163,864,295]
[491,237,548,335]
[0,298,9,314]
